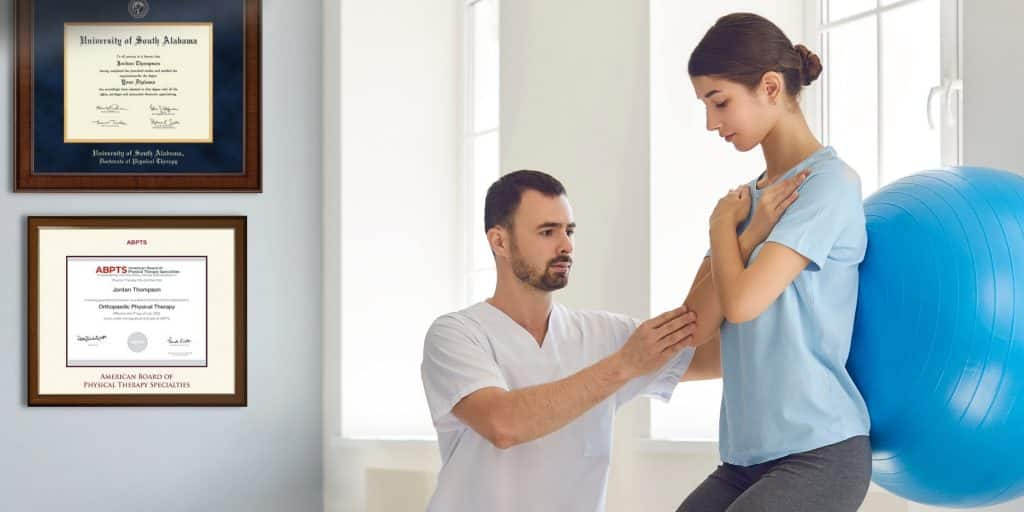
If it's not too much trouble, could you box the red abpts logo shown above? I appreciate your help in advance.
[96,266,128,274]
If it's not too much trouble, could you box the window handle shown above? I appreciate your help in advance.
[928,79,963,130]
[927,84,944,130]
[945,79,963,126]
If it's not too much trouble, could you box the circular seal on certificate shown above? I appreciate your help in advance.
[129,0,150,19]
[127,332,149,353]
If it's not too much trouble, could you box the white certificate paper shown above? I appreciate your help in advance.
[64,22,213,143]
[66,256,207,367]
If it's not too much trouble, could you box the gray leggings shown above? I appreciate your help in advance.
[676,435,872,512]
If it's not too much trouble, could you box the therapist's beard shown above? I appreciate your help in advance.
[509,247,569,292]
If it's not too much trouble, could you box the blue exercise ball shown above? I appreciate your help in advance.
[849,166,1024,508]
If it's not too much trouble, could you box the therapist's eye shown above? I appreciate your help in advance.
[714,100,729,109]
[540,230,552,237]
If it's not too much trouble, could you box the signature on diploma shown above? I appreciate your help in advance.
[150,118,181,129]
[149,104,179,116]
[96,104,128,114]
[92,119,127,128]
[76,335,108,345]
[167,337,192,345]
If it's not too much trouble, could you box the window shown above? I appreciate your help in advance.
[339,0,463,440]
[465,0,500,304]
[818,0,961,194]
[339,0,497,440]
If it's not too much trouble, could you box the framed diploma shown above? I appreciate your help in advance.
[28,216,247,406]
[14,0,261,191]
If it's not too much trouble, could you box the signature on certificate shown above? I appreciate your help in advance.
[150,118,181,129]
[92,119,127,127]
[96,104,128,114]
[149,104,179,116]
[76,335,109,346]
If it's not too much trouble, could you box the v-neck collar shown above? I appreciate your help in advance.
[479,301,556,351]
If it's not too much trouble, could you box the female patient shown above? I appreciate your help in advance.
[677,12,871,512]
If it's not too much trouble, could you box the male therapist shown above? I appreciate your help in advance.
[420,170,722,512]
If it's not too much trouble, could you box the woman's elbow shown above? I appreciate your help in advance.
[722,300,759,324]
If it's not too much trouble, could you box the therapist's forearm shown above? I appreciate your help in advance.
[484,353,632,449]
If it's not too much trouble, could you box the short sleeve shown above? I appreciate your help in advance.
[421,315,509,432]
[608,315,695,406]
[765,166,861,271]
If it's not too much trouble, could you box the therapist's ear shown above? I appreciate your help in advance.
[487,227,509,257]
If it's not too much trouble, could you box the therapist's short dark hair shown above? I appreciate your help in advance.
[484,170,567,232]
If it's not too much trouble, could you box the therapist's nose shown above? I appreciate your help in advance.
[558,233,573,255]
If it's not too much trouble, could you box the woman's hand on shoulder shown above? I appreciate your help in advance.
[710,185,752,231]
[744,169,810,245]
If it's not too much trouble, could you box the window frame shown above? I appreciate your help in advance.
[463,0,500,306]
[810,0,962,194]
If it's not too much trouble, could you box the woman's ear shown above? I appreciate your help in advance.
[761,71,784,105]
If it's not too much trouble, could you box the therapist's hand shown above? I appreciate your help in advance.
[616,306,697,379]
[744,169,809,245]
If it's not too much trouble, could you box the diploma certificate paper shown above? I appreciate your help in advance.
[28,217,246,406]
[66,256,207,367]
[64,23,213,143]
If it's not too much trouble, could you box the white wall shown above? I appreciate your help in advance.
[500,0,651,318]
[1,1,324,510]
[961,2,1024,173]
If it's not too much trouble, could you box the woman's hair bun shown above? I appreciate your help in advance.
[794,44,822,86]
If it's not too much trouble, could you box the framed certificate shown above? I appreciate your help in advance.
[14,0,261,191]
[28,216,247,406]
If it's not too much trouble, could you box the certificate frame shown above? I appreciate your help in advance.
[14,0,262,191]
[28,216,247,406]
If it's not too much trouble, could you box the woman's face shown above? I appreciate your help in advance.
[690,74,779,152]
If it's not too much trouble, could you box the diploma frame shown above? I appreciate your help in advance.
[13,0,262,191]
[28,216,247,406]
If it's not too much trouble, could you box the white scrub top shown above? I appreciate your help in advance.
[421,301,693,512]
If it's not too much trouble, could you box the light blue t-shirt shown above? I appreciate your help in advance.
[715,146,870,466]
